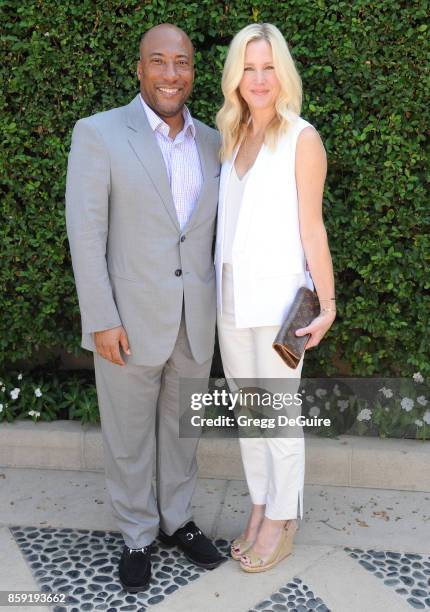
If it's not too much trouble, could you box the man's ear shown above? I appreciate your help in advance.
[136,60,142,80]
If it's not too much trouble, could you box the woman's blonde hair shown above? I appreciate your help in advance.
[216,23,302,161]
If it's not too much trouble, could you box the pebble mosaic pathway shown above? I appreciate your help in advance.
[10,525,230,611]
[10,526,430,611]
[345,547,430,610]
[249,577,330,611]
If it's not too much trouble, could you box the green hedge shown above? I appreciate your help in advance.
[1,0,429,377]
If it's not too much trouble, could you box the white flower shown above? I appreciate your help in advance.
[28,410,40,418]
[324,401,331,411]
[315,388,327,398]
[379,387,393,398]
[309,406,320,417]
[0,403,3,413]
[306,395,314,403]
[417,395,428,406]
[357,408,372,421]
[17,373,23,380]
[415,419,423,427]
[34,388,42,398]
[400,397,414,412]
[214,378,225,387]
[337,399,349,412]
[10,388,20,400]
[423,410,430,425]
[1,386,5,392]
[333,384,341,397]
[413,372,424,383]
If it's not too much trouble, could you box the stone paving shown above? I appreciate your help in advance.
[345,548,430,610]
[0,467,429,611]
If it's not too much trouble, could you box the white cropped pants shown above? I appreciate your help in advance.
[217,264,305,520]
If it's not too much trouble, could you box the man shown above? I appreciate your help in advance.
[65,24,223,592]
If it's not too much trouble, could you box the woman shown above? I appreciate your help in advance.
[215,23,336,573]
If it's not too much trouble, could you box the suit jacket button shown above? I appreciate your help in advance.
[180,235,186,242]
[175,269,182,277]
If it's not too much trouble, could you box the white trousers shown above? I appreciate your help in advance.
[217,264,305,520]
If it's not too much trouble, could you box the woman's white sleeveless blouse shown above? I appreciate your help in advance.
[215,112,315,328]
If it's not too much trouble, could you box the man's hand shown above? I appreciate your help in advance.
[93,326,131,366]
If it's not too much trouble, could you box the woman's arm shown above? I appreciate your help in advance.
[295,126,336,349]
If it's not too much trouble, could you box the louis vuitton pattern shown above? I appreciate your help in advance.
[272,287,320,369]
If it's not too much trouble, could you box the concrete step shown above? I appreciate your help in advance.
[0,421,429,492]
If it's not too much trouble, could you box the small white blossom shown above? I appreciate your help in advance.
[379,387,393,398]
[333,384,341,397]
[214,378,225,387]
[34,388,42,398]
[306,395,315,403]
[423,410,430,425]
[400,397,414,412]
[10,388,20,400]
[17,373,23,380]
[357,408,372,421]
[28,410,40,418]
[417,395,428,406]
[315,388,327,398]
[309,406,320,417]
[1,386,5,392]
[413,372,424,383]
[0,403,3,413]
[324,401,331,411]
[415,419,423,427]
[337,399,349,412]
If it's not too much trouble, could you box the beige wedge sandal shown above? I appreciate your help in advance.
[231,535,254,560]
[239,520,297,573]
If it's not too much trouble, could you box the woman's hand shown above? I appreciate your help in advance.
[295,311,336,349]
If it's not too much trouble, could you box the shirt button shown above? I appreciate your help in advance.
[175,269,182,277]
[180,235,186,243]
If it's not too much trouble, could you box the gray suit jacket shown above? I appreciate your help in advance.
[65,94,220,366]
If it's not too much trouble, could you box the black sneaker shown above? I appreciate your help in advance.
[118,545,151,592]
[158,521,227,569]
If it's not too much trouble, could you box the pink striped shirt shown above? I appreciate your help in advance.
[140,95,203,230]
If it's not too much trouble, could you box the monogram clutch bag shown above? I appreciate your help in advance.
[272,287,320,369]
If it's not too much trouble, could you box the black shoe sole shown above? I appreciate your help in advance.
[183,552,227,569]
[119,576,151,593]
[158,532,226,569]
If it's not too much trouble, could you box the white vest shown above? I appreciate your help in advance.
[215,113,314,328]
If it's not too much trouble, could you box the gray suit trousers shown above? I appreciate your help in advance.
[94,309,212,548]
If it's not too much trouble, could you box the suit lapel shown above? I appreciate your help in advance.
[126,95,180,231]
[182,121,214,233]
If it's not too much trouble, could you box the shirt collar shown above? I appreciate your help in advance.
[139,94,195,139]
